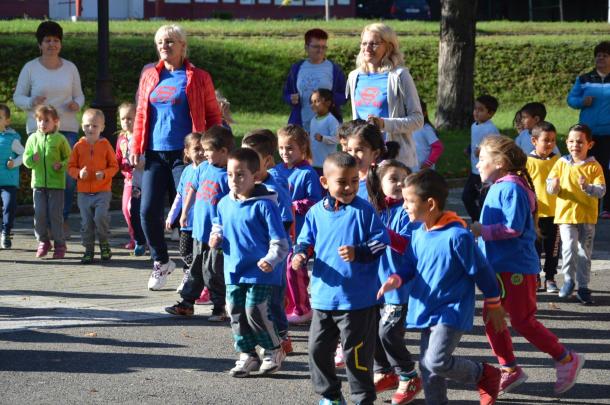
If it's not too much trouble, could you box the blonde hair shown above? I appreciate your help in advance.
[83,108,105,122]
[356,23,405,73]
[118,102,135,115]
[154,24,187,59]
[34,105,60,133]
[277,124,312,162]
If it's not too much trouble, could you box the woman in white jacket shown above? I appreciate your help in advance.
[347,23,423,168]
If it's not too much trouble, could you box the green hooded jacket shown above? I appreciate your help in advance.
[23,130,71,189]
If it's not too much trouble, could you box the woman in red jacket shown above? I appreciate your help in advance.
[130,24,222,290]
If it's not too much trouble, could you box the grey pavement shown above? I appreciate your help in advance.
[0,189,609,404]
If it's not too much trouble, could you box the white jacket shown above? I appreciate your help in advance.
[347,66,423,167]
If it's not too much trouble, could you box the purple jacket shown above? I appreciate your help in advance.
[282,59,347,126]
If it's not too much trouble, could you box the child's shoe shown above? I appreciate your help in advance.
[36,241,51,258]
[52,243,67,259]
[208,308,228,322]
[195,287,212,305]
[391,374,422,405]
[165,301,194,316]
[334,344,345,368]
[133,244,146,256]
[124,240,135,249]
[478,363,501,405]
[558,279,575,298]
[229,352,261,378]
[546,279,559,293]
[100,243,112,261]
[374,372,399,393]
[176,269,190,293]
[554,352,584,394]
[576,288,594,305]
[319,396,347,405]
[499,365,527,395]
[281,335,294,355]
[260,347,286,375]
[148,260,176,290]
[81,250,94,264]
[1,232,11,249]
[287,310,312,324]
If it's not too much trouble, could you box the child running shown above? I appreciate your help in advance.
[411,101,443,172]
[68,108,119,263]
[472,135,585,396]
[274,124,322,324]
[292,151,389,405]
[366,159,422,405]
[525,121,561,292]
[167,132,205,293]
[379,169,505,405]
[115,102,146,254]
[210,147,289,377]
[309,88,340,175]
[0,104,24,249]
[23,105,71,259]
[547,124,606,305]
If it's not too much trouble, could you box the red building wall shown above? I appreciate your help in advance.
[0,0,48,19]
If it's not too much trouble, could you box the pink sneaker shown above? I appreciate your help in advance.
[499,366,528,395]
[554,352,585,394]
[195,287,212,305]
[287,311,312,324]
[36,241,51,258]
[52,243,67,259]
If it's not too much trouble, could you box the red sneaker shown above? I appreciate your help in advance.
[478,363,501,405]
[36,241,51,258]
[374,372,399,393]
[391,375,422,405]
[281,336,294,355]
[195,287,212,305]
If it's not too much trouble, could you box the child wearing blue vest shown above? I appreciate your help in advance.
[292,152,389,405]
[0,104,24,249]
[472,136,584,396]
[365,159,422,405]
[165,132,205,292]
[379,169,505,405]
[164,126,233,322]
[242,129,295,354]
[274,124,322,324]
[210,147,290,378]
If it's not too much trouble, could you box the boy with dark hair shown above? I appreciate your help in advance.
[462,95,500,222]
[164,125,233,321]
[210,147,289,377]
[380,169,505,405]
[292,151,389,405]
[515,102,559,156]
[337,119,366,152]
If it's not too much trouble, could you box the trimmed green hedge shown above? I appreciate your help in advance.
[0,34,598,116]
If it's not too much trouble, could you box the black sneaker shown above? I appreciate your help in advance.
[1,232,11,249]
[81,250,94,264]
[209,308,229,322]
[100,243,112,261]
[576,288,594,305]
[165,301,194,316]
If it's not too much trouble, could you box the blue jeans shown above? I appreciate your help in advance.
[61,131,78,220]
[140,149,184,263]
[0,185,17,234]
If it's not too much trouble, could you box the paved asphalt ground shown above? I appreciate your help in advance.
[1,189,609,404]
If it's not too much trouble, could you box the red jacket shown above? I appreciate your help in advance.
[132,59,222,155]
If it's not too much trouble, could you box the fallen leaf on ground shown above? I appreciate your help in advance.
[548,303,560,310]
[85,332,98,337]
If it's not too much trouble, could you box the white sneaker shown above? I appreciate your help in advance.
[334,344,345,368]
[148,259,176,290]
[229,353,261,378]
[260,348,285,375]
[176,268,190,293]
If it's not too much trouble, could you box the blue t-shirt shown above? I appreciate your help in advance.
[309,113,340,168]
[412,123,440,172]
[191,163,230,242]
[470,120,499,174]
[297,196,390,311]
[354,72,389,120]
[296,60,334,133]
[378,201,416,305]
[177,163,198,231]
[407,221,500,331]
[273,162,322,237]
[216,190,287,286]
[477,180,539,275]
[357,178,369,201]
[149,68,192,151]
[262,172,294,225]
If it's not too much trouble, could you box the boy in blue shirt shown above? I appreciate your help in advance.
[380,169,505,405]
[210,147,290,377]
[164,126,233,322]
[291,152,389,405]
[462,95,500,222]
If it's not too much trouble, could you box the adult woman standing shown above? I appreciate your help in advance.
[283,28,347,133]
[567,41,610,218]
[131,24,222,290]
[13,20,84,234]
[346,23,423,169]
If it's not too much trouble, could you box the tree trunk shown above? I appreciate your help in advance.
[436,0,478,130]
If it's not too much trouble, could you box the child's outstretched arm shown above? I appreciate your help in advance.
[472,246,506,333]
[180,187,196,228]
[166,193,182,231]
[421,139,444,169]
[578,175,606,198]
